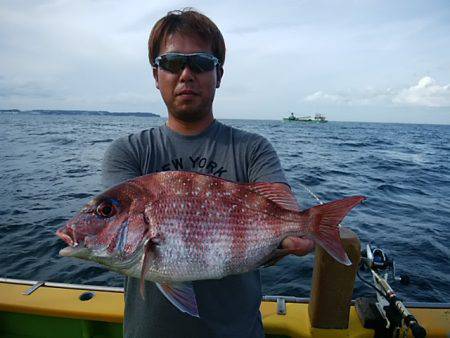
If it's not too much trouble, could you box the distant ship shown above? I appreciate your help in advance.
[283,112,327,123]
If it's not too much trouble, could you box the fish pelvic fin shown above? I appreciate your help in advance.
[156,282,199,318]
[307,196,366,266]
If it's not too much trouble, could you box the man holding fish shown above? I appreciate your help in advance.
[109,8,315,337]
[57,8,364,338]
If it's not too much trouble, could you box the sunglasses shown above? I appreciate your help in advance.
[154,52,220,74]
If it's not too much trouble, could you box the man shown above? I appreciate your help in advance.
[102,9,314,338]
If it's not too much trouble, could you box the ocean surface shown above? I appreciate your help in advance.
[0,113,449,303]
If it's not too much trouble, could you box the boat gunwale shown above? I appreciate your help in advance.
[2,277,449,309]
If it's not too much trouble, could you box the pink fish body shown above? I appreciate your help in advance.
[57,171,365,316]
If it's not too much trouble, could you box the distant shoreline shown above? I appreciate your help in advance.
[1,109,449,125]
[0,109,160,118]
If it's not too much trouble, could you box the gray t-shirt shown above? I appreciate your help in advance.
[102,120,287,338]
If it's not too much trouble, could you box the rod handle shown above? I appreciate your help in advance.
[410,321,426,338]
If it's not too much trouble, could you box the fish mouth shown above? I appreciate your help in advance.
[56,226,87,257]
[56,227,75,246]
[59,245,88,257]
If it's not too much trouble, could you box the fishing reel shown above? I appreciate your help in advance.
[360,244,410,285]
[357,244,426,338]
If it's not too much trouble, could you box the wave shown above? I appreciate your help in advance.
[57,193,92,200]
[47,137,76,145]
[43,217,69,228]
[11,209,28,215]
[90,138,113,145]
[65,166,90,174]
[337,141,371,148]
[376,184,429,196]
[298,174,326,186]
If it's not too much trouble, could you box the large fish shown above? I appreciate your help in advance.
[56,171,365,317]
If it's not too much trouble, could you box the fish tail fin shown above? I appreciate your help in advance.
[306,196,365,266]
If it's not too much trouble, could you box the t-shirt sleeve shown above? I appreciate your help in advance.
[101,136,142,189]
[247,135,288,184]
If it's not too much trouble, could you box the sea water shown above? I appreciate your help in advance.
[0,113,449,302]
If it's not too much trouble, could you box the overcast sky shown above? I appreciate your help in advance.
[1,0,449,124]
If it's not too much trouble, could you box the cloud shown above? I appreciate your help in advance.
[304,77,450,108]
[393,76,450,107]
[0,76,57,98]
[304,91,347,104]
[304,88,395,106]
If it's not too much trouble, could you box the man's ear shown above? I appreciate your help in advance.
[152,67,159,89]
[216,66,224,88]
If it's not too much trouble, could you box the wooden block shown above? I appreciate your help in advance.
[308,227,361,329]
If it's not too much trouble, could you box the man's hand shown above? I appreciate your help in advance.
[281,236,315,256]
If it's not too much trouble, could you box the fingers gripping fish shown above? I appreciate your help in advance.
[56,171,365,317]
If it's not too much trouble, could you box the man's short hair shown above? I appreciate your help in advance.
[148,8,226,67]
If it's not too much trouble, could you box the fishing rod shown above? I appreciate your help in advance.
[358,244,427,338]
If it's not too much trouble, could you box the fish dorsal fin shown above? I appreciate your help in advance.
[245,183,300,211]
[156,282,199,318]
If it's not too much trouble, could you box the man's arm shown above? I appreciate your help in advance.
[102,137,142,189]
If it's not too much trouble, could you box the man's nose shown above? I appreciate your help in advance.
[179,64,195,82]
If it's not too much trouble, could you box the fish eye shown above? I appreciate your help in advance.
[96,201,116,218]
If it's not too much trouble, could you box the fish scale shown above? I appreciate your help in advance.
[144,195,298,281]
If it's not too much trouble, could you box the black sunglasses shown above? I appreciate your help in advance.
[154,52,220,74]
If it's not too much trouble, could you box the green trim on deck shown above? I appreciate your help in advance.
[0,312,122,338]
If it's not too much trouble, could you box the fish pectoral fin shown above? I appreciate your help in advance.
[156,282,199,318]
[140,235,160,299]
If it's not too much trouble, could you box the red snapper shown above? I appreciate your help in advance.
[56,171,365,317]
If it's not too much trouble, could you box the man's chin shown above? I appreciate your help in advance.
[170,109,211,123]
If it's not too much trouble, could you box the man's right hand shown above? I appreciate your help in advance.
[281,236,315,256]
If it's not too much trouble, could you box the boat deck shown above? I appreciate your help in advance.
[1,279,449,337]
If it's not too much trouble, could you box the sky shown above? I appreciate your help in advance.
[1,0,450,124]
